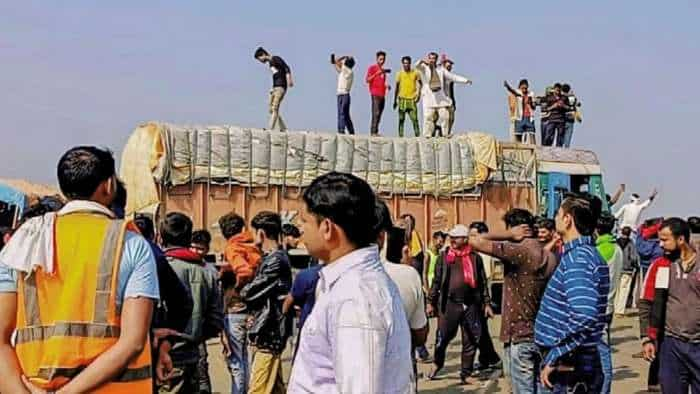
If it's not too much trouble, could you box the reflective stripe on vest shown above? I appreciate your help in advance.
[15,322,120,344]
[37,365,152,383]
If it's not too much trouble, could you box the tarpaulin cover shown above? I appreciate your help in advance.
[124,123,500,201]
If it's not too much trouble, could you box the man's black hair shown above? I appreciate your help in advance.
[432,231,446,239]
[536,217,556,231]
[0,226,12,252]
[374,200,394,235]
[469,221,489,234]
[596,212,616,235]
[191,229,212,246]
[134,214,155,241]
[251,211,282,240]
[282,223,301,238]
[661,217,690,243]
[688,216,700,234]
[620,226,633,237]
[400,213,416,227]
[376,50,386,58]
[632,193,640,199]
[344,57,356,69]
[218,212,245,240]
[111,179,127,219]
[553,83,562,89]
[57,146,116,200]
[254,47,268,59]
[401,56,412,63]
[518,79,529,88]
[303,172,377,248]
[160,212,193,247]
[428,52,439,58]
[503,208,535,229]
[560,193,602,236]
[561,83,571,93]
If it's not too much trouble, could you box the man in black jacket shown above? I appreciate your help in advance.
[240,211,292,394]
[427,224,491,386]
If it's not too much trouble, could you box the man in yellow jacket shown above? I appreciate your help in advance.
[0,146,159,393]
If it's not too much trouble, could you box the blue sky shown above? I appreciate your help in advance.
[1,1,698,217]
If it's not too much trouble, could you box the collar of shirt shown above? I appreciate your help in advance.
[562,235,594,256]
[318,245,381,293]
[58,200,116,219]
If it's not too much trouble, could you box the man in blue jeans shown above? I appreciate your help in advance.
[504,79,537,144]
[469,208,558,393]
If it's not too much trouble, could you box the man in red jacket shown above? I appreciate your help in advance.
[639,217,700,393]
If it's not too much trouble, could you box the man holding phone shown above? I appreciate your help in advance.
[366,51,391,136]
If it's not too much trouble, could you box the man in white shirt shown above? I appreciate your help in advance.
[375,200,429,373]
[332,54,355,134]
[614,189,658,234]
[415,52,472,138]
[289,172,414,394]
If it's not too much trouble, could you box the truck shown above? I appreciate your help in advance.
[120,122,610,298]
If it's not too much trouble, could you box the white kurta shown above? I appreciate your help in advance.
[414,62,470,108]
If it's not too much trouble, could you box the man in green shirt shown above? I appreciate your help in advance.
[393,56,421,137]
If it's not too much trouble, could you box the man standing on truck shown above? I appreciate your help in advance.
[255,47,293,132]
[468,209,557,392]
[332,54,356,134]
[393,56,421,137]
[615,189,659,236]
[415,52,472,138]
[366,51,391,136]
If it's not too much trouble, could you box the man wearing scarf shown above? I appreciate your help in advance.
[159,212,223,393]
[427,224,490,386]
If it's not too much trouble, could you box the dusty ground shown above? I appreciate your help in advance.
[206,313,652,393]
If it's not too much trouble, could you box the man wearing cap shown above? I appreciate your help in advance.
[427,224,491,386]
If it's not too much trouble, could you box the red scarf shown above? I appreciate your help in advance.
[446,246,476,288]
[165,247,203,264]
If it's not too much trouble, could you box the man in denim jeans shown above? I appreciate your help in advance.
[469,209,558,393]
[218,213,262,394]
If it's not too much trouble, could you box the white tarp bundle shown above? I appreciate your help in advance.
[141,123,499,196]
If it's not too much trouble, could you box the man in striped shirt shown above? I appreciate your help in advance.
[535,194,610,393]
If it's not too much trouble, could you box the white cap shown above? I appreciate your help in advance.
[448,224,469,238]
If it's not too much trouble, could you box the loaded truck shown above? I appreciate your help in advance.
[120,122,610,304]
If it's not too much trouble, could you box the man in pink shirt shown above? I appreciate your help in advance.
[365,51,390,136]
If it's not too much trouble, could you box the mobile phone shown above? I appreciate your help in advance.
[383,68,392,74]
[386,226,407,264]
[330,53,336,64]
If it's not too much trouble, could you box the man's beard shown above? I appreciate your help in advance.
[665,249,681,261]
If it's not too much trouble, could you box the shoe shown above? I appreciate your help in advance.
[647,385,661,392]
[426,367,442,381]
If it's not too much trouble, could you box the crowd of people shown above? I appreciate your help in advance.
[0,145,697,394]
[254,47,583,146]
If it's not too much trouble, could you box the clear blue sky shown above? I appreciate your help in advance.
[1,1,698,217]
